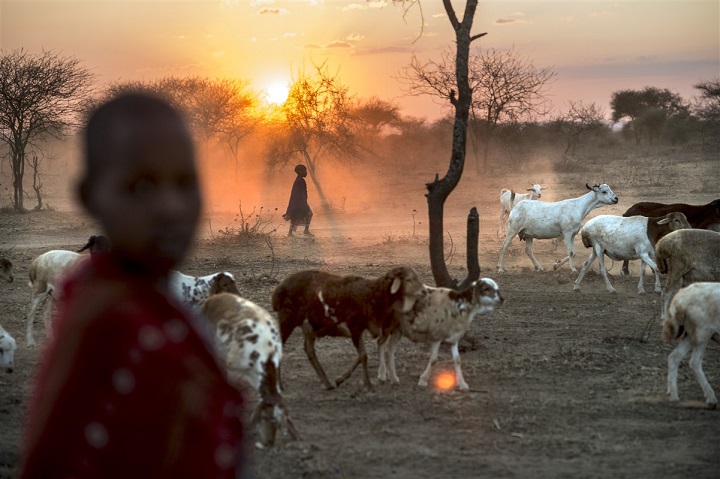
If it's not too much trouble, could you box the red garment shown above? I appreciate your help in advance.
[20,256,247,479]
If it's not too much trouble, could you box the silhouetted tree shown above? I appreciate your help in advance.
[610,87,687,144]
[556,101,607,159]
[399,45,555,173]
[0,49,93,211]
[266,61,360,210]
[395,0,486,288]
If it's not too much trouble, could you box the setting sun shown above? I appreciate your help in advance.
[265,81,290,106]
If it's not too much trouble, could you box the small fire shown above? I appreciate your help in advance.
[434,371,456,391]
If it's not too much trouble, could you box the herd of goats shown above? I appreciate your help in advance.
[0,185,719,448]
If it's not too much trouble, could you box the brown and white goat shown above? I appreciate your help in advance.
[201,291,299,448]
[271,266,422,390]
[378,278,504,391]
[574,212,691,294]
[662,282,720,409]
[621,198,720,275]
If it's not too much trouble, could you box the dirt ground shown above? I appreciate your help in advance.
[1,165,719,478]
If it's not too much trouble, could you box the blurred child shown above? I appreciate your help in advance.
[282,164,314,236]
[19,93,250,478]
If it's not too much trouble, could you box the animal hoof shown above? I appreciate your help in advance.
[709,402,717,410]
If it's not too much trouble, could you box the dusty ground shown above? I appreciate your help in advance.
[1,163,719,478]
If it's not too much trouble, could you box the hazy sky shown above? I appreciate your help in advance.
[2,0,718,120]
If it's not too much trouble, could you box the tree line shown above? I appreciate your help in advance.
[0,47,718,213]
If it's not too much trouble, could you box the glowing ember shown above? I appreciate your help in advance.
[435,372,456,391]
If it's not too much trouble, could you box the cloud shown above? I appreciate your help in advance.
[326,40,351,48]
[284,32,298,38]
[303,43,322,49]
[342,1,386,11]
[212,50,225,58]
[494,18,527,25]
[250,0,274,5]
[258,7,288,15]
[346,33,364,42]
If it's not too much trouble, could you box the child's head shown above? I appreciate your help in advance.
[79,93,202,276]
[294,164,307,177]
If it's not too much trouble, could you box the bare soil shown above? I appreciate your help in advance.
[1,163,719,479]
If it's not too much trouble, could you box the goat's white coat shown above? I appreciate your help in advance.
[0,325,17,373]
[26,250,86,346]
[574,214,689,294]
[497,184,619,273]
[201,292,297,447]
[498,184,545,236]
[169,270,236,312]
[377,278,503,391]
[663,282,720,408]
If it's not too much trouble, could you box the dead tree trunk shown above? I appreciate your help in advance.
[427,0,486,288]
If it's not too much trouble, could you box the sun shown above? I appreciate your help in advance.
[265,81,290,105]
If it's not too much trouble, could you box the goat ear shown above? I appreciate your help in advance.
[586,183,592,190]
[527,187,533,191]
[541,187,547,190]
[657,218,670,225]
[390,277,401,295]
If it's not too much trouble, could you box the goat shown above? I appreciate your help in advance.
[271,266,422,390]
[661,282,720,409]
[201,292,299,448]
[621,198,720,275]
[497,183,619,273]
[498,184,546,237]
[377,278,504,391]
[169,270,237,312]
[0,258,13,283]
[26,235,111,346]
[574,212,691,294]
[0,324,17,373]
[655,229,720,321]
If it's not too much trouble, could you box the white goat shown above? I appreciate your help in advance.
[26,236,111,346]
[655,229,720,321]
[201,292,299,448]
[169,270,237,312]
[0,324,17,373]
[498,184,546,237]
[662,282,720,409]
[497,183,619,273]
[377,278,504,391]
[574,212,691,294]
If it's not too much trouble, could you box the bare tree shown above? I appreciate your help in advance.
[0,49,94,211]
[556,101,607,159]
[266,61,359,210]
[396,0,486,288]
[399,45,555,173]
[102,77,259,180]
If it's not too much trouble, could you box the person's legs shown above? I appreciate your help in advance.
[303,210,314,236]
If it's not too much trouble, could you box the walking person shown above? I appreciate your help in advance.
[282,164,314,236]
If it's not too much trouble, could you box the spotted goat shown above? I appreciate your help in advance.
[201,277,298,448]
[378,278,504,391]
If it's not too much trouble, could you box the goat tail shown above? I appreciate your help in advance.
[580,229,592,249]
[661,307,685,342]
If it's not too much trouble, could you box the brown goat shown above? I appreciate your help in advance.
[271,266,422,390]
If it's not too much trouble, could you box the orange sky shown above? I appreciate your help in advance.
[2,1,718,120]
